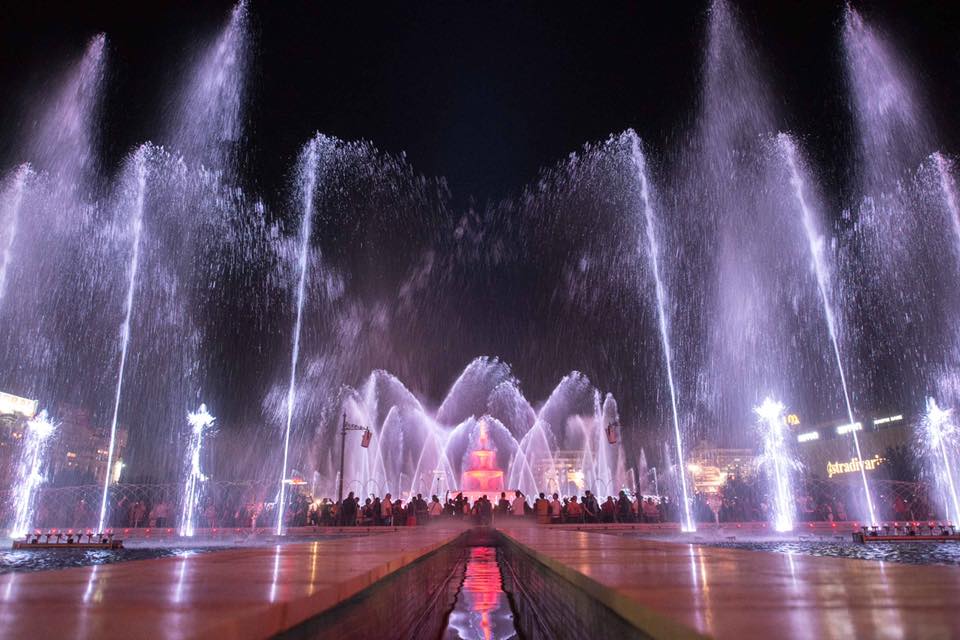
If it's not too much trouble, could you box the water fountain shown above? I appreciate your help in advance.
[778,134,876,524]
[305,358,630,505]
[276,138,320,535]
[8,410,56,538]
[754,398,797,532]
[4,0,960,539]
[921,398,960,525]
[456,420,507,503]
[180,404,216,537]
[98,148,147,533]
[629,136,693,532]
[0,165,31,303]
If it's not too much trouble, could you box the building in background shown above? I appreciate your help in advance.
[687,441,756,495]
[47,405,128,486]
[0,391,39,482]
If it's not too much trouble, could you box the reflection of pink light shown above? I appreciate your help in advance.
[464,547,501,640]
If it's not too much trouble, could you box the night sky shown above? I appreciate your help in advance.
[3,1,958,204]
[2,1,960,479]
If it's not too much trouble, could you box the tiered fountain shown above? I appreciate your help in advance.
[456,420,508,503]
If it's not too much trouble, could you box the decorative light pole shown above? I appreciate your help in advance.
[337,413,371,521]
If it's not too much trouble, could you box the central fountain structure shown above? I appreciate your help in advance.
[455,420,507,503]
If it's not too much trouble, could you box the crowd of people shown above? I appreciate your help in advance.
[310,489,674,527]
[14,470,934,531]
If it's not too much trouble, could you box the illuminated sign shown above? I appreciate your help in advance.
[836,422,863,435]
[786,414,800,426]
[0,392,37,419]
[797,431,819,443]
[827,454,885,478]
[873,414,903,426]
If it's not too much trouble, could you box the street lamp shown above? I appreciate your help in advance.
[337,413,371,521]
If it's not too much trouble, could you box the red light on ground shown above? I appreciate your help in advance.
[212,528,218,533]
[145,528,151,533]
[68,529,74,534]
[167,528,173,533]
[736,524,742,528]
[831,522,836,527]
[124,529,130,533]
[808,523,814,528]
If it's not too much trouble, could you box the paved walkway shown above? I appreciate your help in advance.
[499,527,960,639]
[0,527,465,639]
[4,525,960,639]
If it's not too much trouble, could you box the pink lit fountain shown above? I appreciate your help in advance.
[456,421,506,504]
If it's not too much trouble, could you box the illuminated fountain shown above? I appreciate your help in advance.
[457,420,507,503]
[0,165,31,303]
[179,404,215,537]
[778,134,875,524]
[754,398,798,532]
[276,137,319,535]
[630,135,693,532]
[922,398,960,524]
[316,358,630,503]
[98,148,147,533]
[9,410,56,538]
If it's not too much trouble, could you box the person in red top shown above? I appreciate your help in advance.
[566,496,583,522]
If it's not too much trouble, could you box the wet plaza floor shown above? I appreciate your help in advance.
[3,525,960,638]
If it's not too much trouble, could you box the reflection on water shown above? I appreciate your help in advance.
[445,547,518,640]
[703,540,960,566]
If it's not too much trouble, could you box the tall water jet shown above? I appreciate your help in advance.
[168,0,250,167]
[779,134,876,524]
[754,398,796,532]
[0,165,30,303]
[842,6,932,194]
[933,153,960,253]
[180,403,215,537]
[276,139,319,535]
[630,137,694,532]
[922,398,960,524]
[97,148,148,533]
[25,33,106,182]
[8,410,56,538]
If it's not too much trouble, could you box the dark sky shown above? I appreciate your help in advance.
[2,1,958,205]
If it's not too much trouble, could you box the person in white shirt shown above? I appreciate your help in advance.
[428,495,444,518]
[549,493,562,524]
[511,490,526,517]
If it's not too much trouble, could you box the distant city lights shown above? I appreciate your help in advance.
[836,422,863,435]
[797,431,820,443]
[873,414,903,426]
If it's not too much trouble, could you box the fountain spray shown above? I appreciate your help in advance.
[780,134,876,524]
[98,148,147,532]
[9,410,56,538]
[0,165,30,303]
[933,153,960,257]
[630,136,694,532]
[180,403,215,537]
[276,138,318,535]
[754,398,796,532]
[922,398,960,524]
